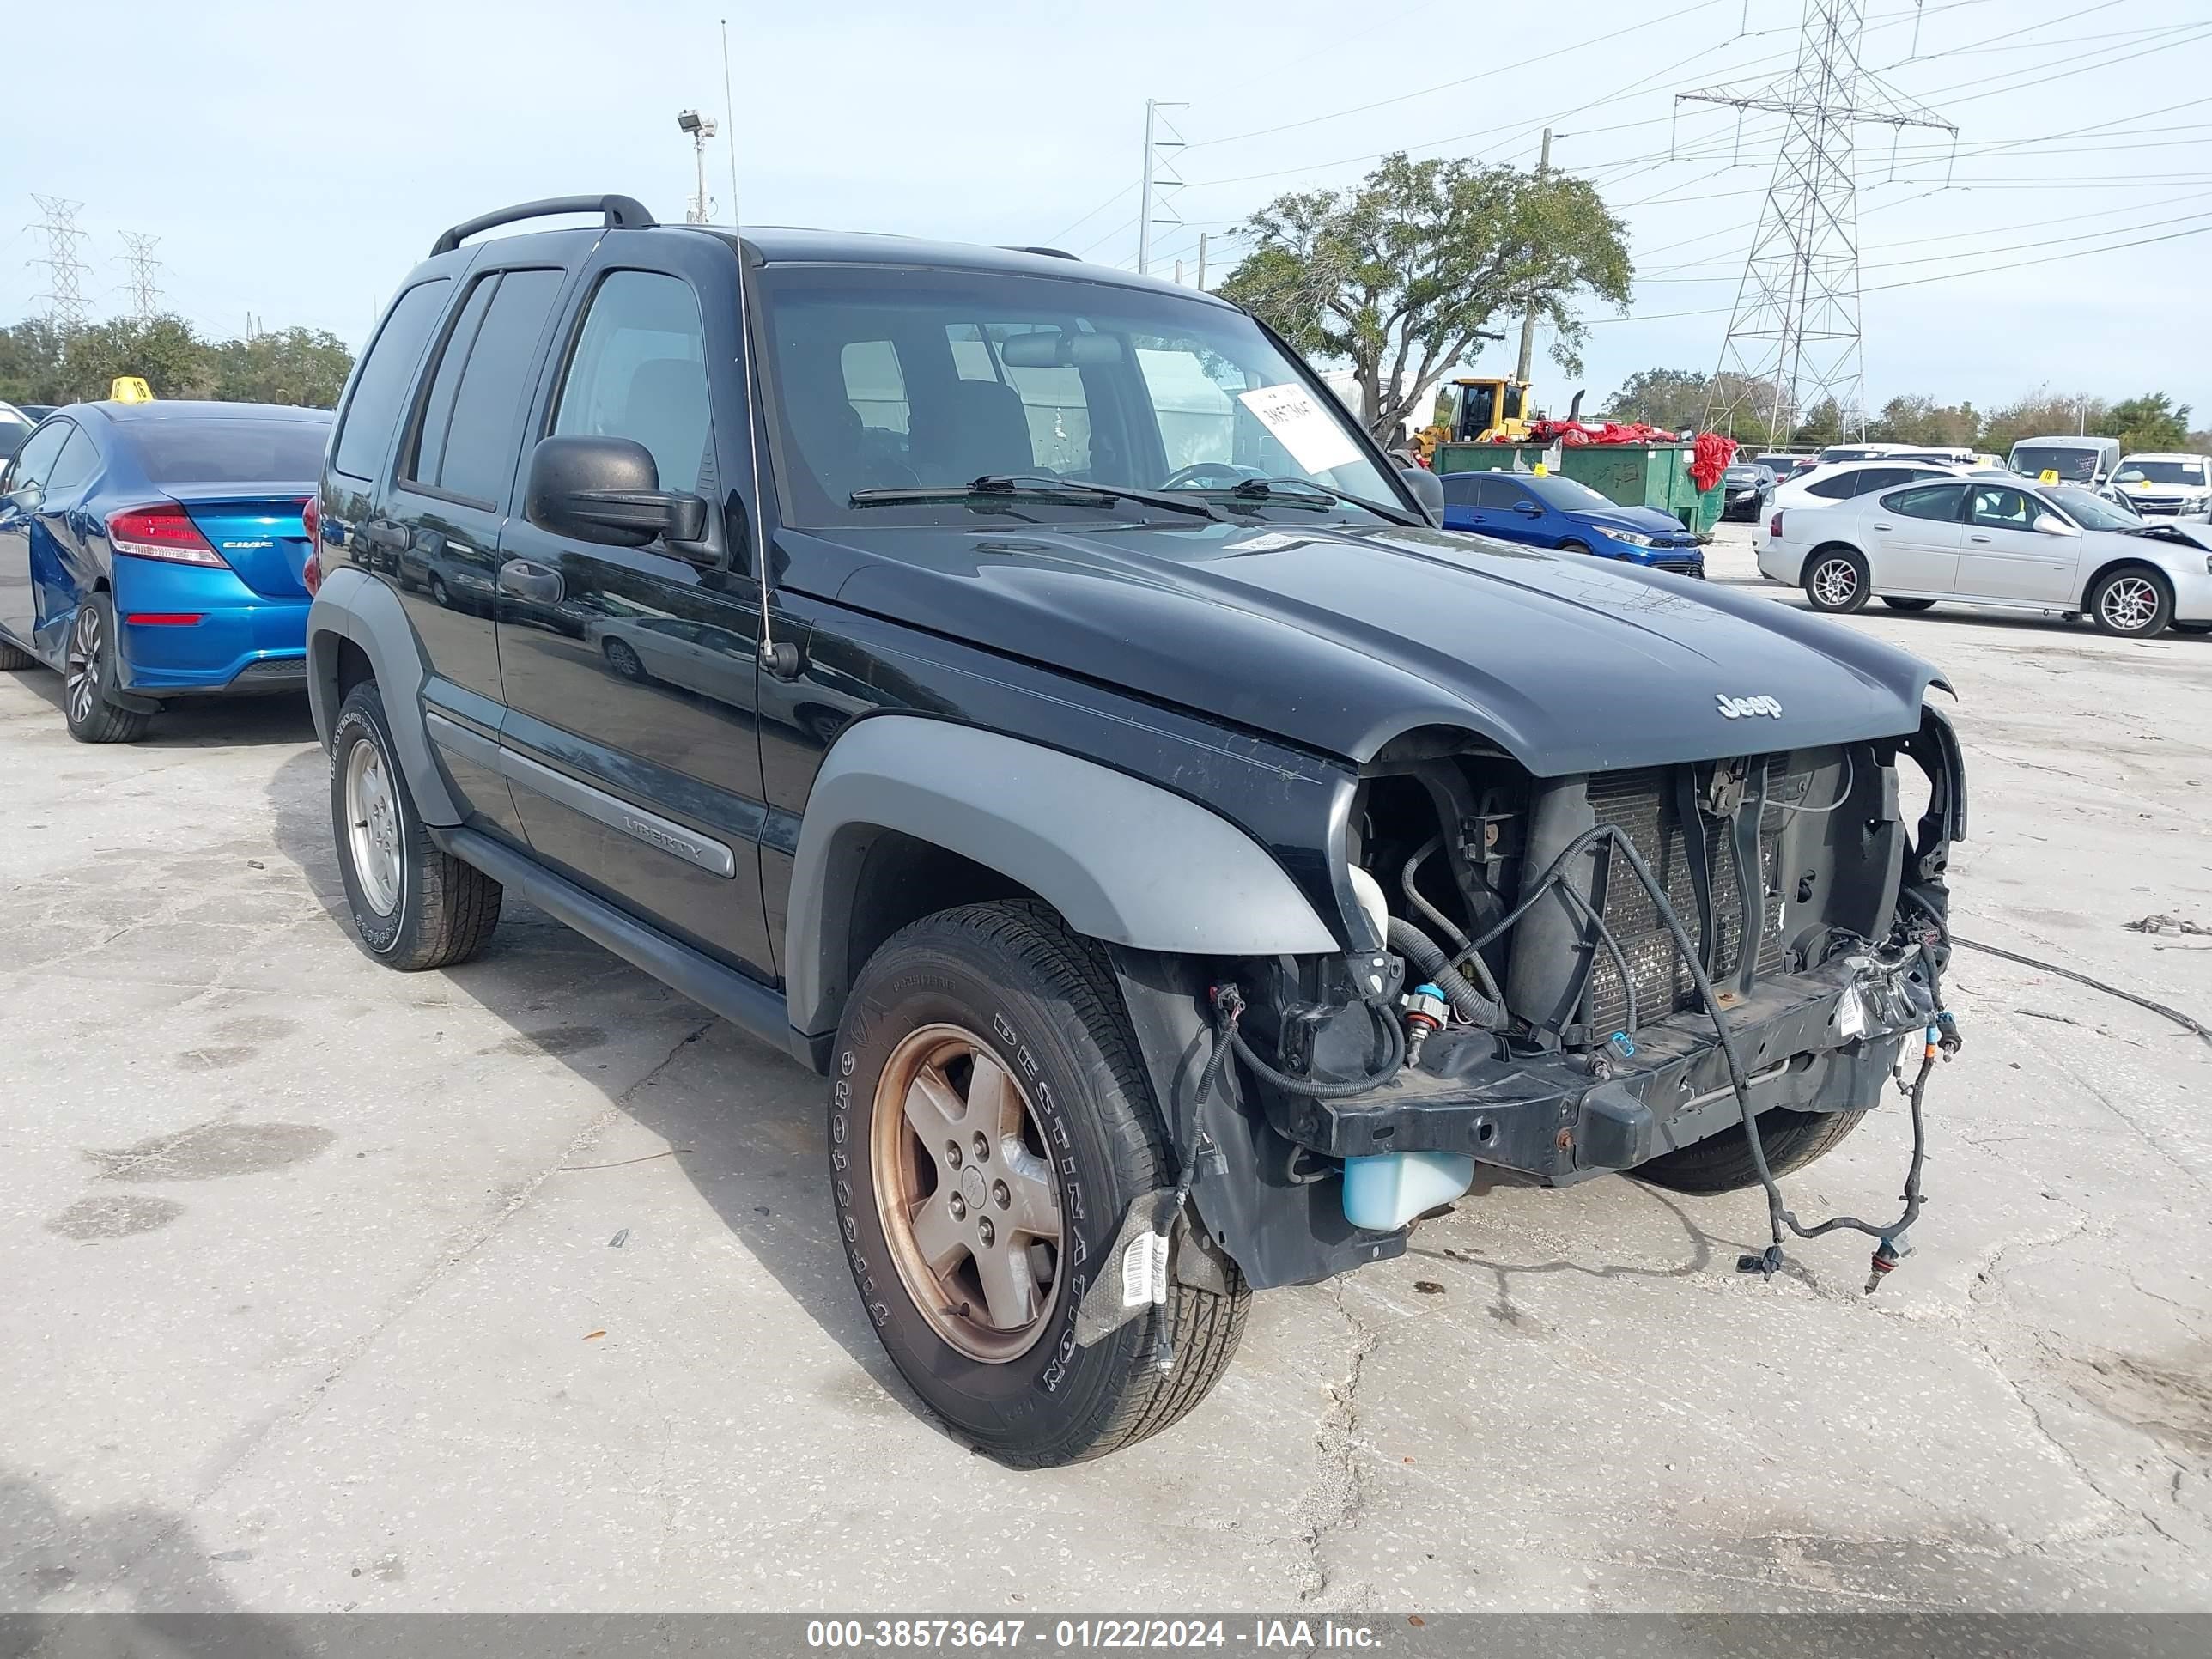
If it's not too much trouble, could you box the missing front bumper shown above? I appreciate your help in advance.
[1261,955,1929,1185]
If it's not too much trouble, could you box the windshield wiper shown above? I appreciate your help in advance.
[850,474,1230,522]
[1218,476,1424,528]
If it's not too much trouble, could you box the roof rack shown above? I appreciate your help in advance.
[1003,245,1078,260]
[431,195,657,257]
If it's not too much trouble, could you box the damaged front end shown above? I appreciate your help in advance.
[1110,704,1966,1295]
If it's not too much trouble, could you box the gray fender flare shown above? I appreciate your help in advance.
[305,567,462,826]
[784,715,1338,1038]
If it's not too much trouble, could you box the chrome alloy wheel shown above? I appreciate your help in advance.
[871,1023,1065,1364]
[1809,556,1860,608]
[2100,574,2160,633]
[64,605,103,725]
[344,738,404,917]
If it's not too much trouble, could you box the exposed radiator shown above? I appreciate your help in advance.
[1582,762,1790,1034]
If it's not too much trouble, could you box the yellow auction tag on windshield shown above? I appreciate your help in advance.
[2038,469,2059,484]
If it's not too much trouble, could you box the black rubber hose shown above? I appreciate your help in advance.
[1386,916,1504,1028]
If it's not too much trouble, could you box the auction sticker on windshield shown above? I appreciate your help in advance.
[1237,383,1363,474]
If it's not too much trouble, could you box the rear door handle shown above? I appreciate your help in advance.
[1873,522,1893,531]
[1969,533,1992,544]
[498,559,563,605]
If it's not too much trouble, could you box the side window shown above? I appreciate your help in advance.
[1438,471,1482,506]
[41,428,100,494]
[6,421,75,493]
[334,279,452,482]
[434,270,565,506]
[1886,483,1967,523]
[405,275,499,496]
[1971,486,2035,529]
[1805,471,1856,500]
[552,270,712,497]
[1473,474,1516,508]
[1848,467,1903,496]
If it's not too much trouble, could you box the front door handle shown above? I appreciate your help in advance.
[498,559,563,605]
[1873,522,1893,531]
[1969,533,1992,544]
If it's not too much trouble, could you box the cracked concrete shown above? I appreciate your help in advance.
[3,526,2210,1613]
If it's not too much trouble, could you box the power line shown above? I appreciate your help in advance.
[27,194,92,327]
[116,231,163,317]
[1686,0,1958,443]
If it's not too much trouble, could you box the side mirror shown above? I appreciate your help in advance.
[526,434,708,550]
[2036,514,2078,536]
[1398,465,1443,522]
[5,483,41,514]
[1513,498,1542,516]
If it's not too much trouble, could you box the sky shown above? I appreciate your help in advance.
[10,0,2210,424]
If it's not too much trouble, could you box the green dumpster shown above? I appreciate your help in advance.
[1434,441,1723,534]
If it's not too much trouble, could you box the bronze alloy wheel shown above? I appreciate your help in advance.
[869,1022,1064,1364]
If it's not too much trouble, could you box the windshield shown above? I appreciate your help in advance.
[2119,459,2206,486]
[2048,485,2139,531]
[1724,465,1765,483]
[2012,445,2100,483]
[753,266,1400,526]
[134,418,330,485]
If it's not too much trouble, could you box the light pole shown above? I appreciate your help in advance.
[678,109,719,224]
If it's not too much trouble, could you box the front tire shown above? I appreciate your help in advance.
[830,901,1248,1467]
[1804,546,1871,613]
[62,595,152,744]
[1559,538,1593,557]
[0,637,33,671]
[329,681,502,970]
[2087,566,2173,638]
[1632,1106,1869,1195]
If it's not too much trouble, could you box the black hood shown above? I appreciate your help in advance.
[800,519,1946,774]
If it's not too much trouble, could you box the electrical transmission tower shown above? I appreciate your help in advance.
[117,232,164,316]
[1137,99,1188,276]
[1680,1,1954,444]
[27,195,94,327]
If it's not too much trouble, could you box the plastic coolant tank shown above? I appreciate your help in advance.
[1341,1150,1476,1232]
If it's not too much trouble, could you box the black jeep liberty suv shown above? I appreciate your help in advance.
[304,196,1965,1467]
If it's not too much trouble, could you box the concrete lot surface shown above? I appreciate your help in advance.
[3,523,2209,1614]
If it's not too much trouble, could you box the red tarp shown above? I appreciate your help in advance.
[1481,422,1740,490]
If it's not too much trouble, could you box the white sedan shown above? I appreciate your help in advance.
[1759,477,2212,639]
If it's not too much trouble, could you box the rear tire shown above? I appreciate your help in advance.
[1803,547,1872,613]
[62,595,153,744]
[2087,566,2173,638]
[1632,1106,1869,1196]
[830,900,1248,1467]
[0,637,33,670]
[1881,596,1936,613]
[2175,622,2210,635]
[329,681,502,970]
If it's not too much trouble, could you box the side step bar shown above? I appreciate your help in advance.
[431,825,815,1072]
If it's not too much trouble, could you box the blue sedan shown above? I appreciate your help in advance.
[1439,468,1705,575]
[0,400,328,741]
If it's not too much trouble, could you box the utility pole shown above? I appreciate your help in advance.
[1196,232,1208,290]
[1137,99,1188,275]
[1512,129,1554,388]
[117,232,163,317]
[1682,0,1955,444]
[677,110,719,224]
[27,195,93,327]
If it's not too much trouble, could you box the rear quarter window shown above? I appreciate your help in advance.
[333,278,452,482]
